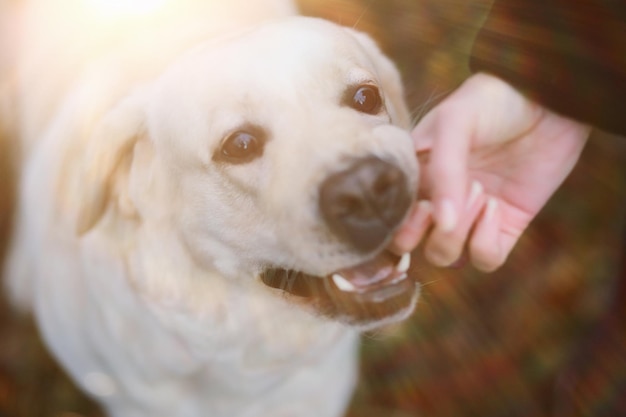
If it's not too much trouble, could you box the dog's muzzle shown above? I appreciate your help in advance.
[259,156,418,328]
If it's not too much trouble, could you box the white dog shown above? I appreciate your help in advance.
[1,0,420,416]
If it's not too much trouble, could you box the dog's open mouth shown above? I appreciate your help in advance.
[259,251,418,327]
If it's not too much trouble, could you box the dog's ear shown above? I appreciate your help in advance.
[344,28,411,129]
[76,93,146,235]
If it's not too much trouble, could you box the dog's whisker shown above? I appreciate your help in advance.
[420,278,442,287]
[352,0,376,30]
[410,87,451,127]
[285,269,298,293]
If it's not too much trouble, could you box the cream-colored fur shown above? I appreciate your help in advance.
[2,1,418,416]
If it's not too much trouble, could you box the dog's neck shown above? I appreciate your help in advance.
[99,215,354,368]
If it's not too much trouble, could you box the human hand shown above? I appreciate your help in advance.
[392,73,591,271]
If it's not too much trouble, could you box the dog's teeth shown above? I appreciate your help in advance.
[396,253,411,273]
[332,274,357,292]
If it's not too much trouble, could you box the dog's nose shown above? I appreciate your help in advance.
[319,157,412,253]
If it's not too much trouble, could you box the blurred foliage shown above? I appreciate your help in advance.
[0,1,625,416]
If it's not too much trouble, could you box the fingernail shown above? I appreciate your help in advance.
[466,181,483,210]
[485,197,498,220]
[437,199,457,232]
[416,200,433,217]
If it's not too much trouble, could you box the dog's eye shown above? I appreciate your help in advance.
[215,129,265,164]
[348,85,382,114]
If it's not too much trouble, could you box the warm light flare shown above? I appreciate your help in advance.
[85,0,169,17]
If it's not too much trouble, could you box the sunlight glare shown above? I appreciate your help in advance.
[85,0,169,17]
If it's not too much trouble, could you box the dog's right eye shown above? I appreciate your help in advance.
[215,128,265,164]
[345,84,383,115]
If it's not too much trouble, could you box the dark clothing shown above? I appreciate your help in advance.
[470,0,626,136]
[469,2,626,416]
[470,0,626,417]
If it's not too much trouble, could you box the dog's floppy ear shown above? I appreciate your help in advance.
[76,93,146,235]
[344,28,411,129]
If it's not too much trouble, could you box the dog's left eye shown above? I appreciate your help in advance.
[347,84,383,115]
[215,128,265,164]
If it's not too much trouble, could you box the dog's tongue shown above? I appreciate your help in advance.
[333,251,407,292]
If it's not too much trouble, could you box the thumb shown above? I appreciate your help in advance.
[411,113,435,153]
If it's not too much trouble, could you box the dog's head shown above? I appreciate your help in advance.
[77,17,419,330]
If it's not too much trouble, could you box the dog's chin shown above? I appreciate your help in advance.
[259,251,419,330]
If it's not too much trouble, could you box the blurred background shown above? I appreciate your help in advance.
[1,0,625,416]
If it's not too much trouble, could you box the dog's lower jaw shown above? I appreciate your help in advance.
[348,284,420,332]
[260,250,420,329]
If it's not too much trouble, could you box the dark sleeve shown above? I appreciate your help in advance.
[470,0,626,135]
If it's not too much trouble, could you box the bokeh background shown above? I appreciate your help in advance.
[1,0,625,416]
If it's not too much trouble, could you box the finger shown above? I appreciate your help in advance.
[427,105,473,233]
[468,197,504,272]
[424,180,486,267]
[389,200,433,254]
